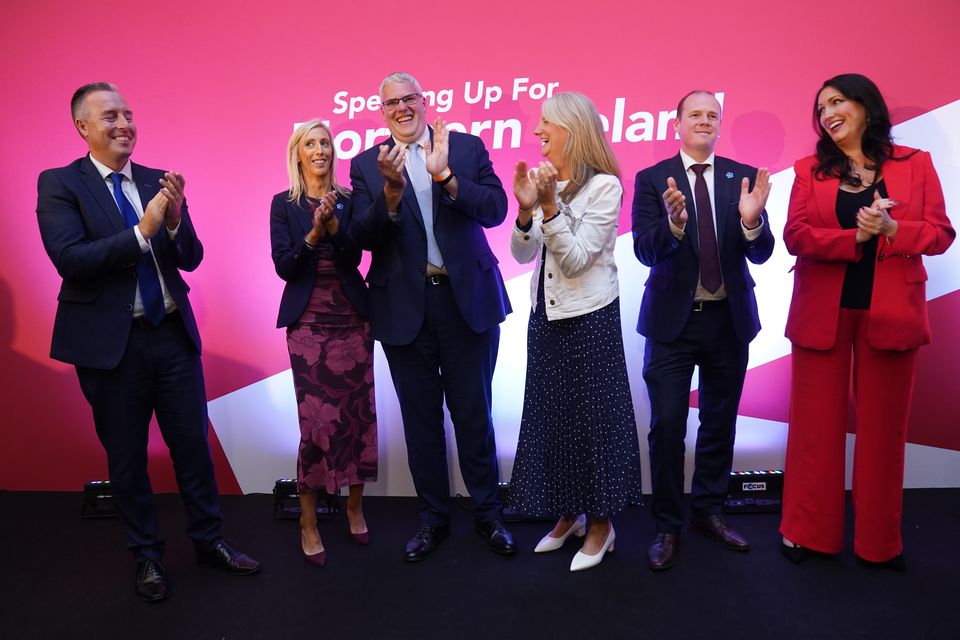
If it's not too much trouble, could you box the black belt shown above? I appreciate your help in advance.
[132,309,178,328]
[692,299,727,312]
[426,274,449,286]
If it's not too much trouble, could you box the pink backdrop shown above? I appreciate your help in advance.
[2,0,958,493]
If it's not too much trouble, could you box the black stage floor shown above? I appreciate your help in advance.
[1,490,958,639]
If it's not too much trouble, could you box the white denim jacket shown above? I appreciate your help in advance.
[510,174,622,320]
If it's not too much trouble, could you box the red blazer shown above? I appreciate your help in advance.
[784,145,955,351]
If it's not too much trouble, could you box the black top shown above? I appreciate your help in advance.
[836,182,888,309]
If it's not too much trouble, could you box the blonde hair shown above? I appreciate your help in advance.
[541,92,620,203]
[286,119,350,203]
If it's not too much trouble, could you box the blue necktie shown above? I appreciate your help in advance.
[406,143,444,267]
[110,173,166,325]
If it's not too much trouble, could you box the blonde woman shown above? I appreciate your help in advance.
[270,119,377,567]
[508,93,642,571]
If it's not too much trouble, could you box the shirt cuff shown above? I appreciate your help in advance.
[165,219,181,240]
[669,217,685,240]
[133,225,149,252]
[741,218,764,240]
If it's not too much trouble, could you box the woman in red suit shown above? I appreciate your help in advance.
[780,73,954,569]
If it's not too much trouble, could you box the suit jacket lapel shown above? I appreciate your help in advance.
[79,155,126,234]
[668,154,698,259]
[812,172,841,228]
[383,136,426,232]
[295,198,315,236]
[713,157,733,254]
[132,162,160,211]
[882,156,912,219]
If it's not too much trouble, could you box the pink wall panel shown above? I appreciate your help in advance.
[2,0,958,492]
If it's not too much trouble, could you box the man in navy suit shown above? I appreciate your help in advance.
[349,72,515,561]
[36,83,259,602]
[632,90,774,571]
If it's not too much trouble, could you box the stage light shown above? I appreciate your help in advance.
[80,480,116,519]
[272,479,340,519]
[724,470,783,513]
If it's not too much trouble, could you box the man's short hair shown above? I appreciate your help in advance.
[70,82,118,120]
[379,72,422,98]
[676,90,718,119]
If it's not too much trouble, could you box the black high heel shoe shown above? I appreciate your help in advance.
[856,553,906,573]
[781,541,809,564]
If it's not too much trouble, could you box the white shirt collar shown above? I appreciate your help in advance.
[394,126,431,150]
[679,149,716,172]
[89,153,133,182]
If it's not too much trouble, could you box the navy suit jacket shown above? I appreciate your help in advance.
[270,191,368,327]
[631,153,775,344]
[348,129,511,345]
[36,155,203,369]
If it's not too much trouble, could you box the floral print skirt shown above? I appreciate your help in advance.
[287,262,377,494]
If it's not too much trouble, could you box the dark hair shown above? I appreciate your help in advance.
[812,73,912,185]
[70,82,117,120]
[676,90,717,119]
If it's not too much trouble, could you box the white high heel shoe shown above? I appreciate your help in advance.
[569,524,615,572]
[533,514,587,553]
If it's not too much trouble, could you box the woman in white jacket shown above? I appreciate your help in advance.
[507,92,642,571]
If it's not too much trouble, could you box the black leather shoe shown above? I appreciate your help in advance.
[648,533,679,571]
[197,542,261,575]
[404,524,450,563]
[476,520,517,556]
[135,559,168,602]
[691,514,750,551]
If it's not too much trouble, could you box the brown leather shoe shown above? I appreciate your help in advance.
[648,533,679,571]
[692,514,749,551]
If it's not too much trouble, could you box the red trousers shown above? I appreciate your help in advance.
[780,308,917,562]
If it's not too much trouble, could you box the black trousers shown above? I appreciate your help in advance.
[382,280,503,528]
[642,301,748,534]
[76,312,222,561]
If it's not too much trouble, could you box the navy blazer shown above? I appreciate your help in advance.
[347,129,511,345]
[36,155,204,369]
[631,153,775,344]
[270,191,367,327]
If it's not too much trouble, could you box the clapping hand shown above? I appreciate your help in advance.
[376,143,406,211]
[534,161,559,219]
[662,177,687,228]
[513,160,538,226]
[739,168,771,229]
[423,117,449,177]
[856,190,898,242]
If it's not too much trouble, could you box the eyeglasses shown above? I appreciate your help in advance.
[381,93,421,110]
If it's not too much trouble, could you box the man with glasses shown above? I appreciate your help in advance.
[349,71,515,562]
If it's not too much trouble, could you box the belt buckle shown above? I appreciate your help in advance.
[427,274,443,286]
[692,300,704,312]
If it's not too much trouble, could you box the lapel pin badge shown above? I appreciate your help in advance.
[725,171,734,179]
[336,202,344,210]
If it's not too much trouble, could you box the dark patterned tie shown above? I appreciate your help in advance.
[690,164,722,293]
[110,173,166,325]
